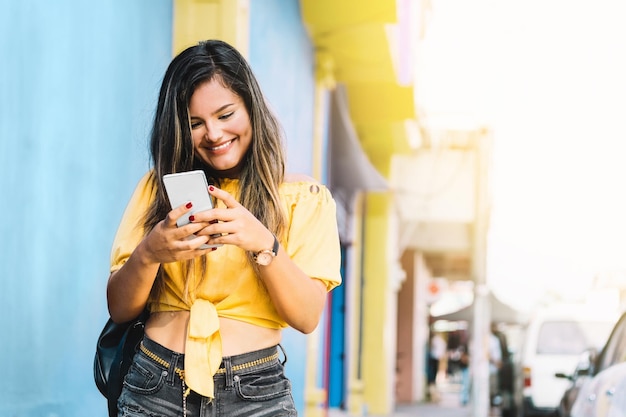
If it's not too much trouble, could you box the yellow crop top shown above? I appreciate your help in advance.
[109,171,342,398]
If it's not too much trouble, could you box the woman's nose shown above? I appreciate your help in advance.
[204,122,223,141]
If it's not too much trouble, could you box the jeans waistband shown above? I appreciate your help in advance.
[140,336,281,376]
[140,336,185,379]
[217,344,281,375]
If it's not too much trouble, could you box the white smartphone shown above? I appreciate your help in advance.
[163,170,221,248]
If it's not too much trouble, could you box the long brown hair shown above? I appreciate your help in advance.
[144,40,286,299]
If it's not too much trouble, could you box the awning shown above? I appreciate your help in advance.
[431,291,528,324]
[329,84,388,194]
[301,0,417,176]
[329,84,388,244]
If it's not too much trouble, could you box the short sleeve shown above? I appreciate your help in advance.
[110,172,155,272]
[283,183,342,291]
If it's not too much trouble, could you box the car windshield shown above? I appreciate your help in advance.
[536,320,613,355]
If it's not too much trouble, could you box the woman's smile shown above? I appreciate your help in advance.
[208,139,235,152]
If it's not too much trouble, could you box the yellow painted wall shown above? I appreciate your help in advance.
[173,0,249,56]
[361,192,394,414]
[344,192,365,415]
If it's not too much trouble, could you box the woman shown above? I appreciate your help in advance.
[107,40,342,416]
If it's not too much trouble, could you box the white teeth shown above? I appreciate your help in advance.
[210,141,231,151]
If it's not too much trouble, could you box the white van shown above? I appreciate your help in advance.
[513,303,617,417]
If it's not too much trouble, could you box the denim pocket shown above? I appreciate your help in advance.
[234,365,292,401]
[123,359,167,395]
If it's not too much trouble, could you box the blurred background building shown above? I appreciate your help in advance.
[0,0,515,416]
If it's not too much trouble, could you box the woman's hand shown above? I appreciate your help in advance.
[138,201,214,264]
[190,185,275,254]
[107,201,214,322]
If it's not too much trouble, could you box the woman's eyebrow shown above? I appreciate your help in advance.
[212,103,235,114]
[190,103,235,118]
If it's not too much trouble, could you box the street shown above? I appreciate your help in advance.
[329,380,475,417]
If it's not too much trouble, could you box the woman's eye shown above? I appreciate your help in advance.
[218,112,234,120]
[191,121,203,129]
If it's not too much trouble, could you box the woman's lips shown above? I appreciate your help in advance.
[208,139,234,152]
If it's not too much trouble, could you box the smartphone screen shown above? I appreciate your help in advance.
[163,170,221,248]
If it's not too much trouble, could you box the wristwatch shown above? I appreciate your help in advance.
[253,234,279,266]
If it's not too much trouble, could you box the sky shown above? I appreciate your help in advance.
[417,0,626,310]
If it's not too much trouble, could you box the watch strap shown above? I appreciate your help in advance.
[253,234,279,261]
[270,234,279,256]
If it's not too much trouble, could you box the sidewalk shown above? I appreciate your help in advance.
[328,380,473,417]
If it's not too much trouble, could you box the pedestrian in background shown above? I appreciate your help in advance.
[459,342,470,406]
[489,322,503,406]
[428,331,447,402]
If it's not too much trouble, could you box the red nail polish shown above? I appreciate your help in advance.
[211,247,217,251]
[186,202,193,209]
[209,185,214,191]
[189,215,195,222]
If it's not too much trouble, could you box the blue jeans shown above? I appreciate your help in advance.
[117,336,297,416]
[460,367,470,406]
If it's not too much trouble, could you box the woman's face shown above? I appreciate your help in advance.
[189,78,252,177]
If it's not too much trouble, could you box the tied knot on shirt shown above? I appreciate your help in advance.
[185,299,222,399]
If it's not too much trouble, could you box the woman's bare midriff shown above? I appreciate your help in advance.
[144,310,282,356]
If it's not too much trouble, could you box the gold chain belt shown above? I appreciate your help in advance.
[140,342,186,379]
[139,342,280,378]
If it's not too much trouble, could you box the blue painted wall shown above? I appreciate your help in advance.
[0,1,172,415]
[329,246,347,407]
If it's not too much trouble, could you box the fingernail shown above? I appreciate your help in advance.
[189,215,195,222]
[186,202,193,209]
[209,185,214,191]
[211,247,217,251]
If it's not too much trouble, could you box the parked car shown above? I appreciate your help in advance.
[555,348,599,417]
[513,304,617,417]
[570,361,626,417]
[570,311,626,417]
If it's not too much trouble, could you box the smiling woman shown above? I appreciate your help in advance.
[104,40,342,417]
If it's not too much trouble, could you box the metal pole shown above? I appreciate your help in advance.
[471,130,492,417]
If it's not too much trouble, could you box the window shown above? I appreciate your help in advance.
[598,314,626,370]
[536,320,614,355]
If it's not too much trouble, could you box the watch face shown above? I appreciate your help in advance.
[256,251,273,266]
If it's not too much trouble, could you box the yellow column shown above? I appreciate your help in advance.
[305,51,336,417]
[346,192,366,416]
[304,84,326,416]
[172,0,249,56]
[361,192,393,414]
